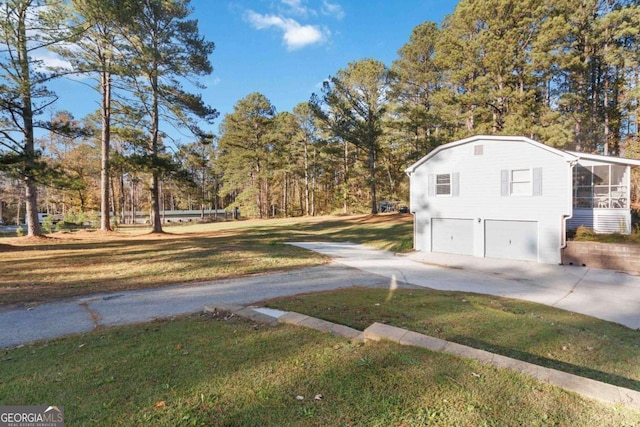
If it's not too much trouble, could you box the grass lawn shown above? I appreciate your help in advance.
[1,214,639,425]
[0,214,413,307]
[264,288,640,392]
[1,313,639,426]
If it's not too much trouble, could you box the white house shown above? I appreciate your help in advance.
[405,135,640,264]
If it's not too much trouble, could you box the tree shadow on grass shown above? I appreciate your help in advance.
[450,335,640,391]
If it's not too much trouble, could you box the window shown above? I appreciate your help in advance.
[428,173,459,197]
[510,169,531,195]
[501,168,542,197]
[436,174,451,195]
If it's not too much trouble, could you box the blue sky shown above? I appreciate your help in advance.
[51,0,459,143]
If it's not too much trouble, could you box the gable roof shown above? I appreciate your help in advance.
[405,135,640,174]
[567,151,640,167]
[405,135,578,175]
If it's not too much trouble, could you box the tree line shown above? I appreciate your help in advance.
[2,0,640,236]
[0,0,215,236]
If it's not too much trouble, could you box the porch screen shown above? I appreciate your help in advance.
[573,164,627,209]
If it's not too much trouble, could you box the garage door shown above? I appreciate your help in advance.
[485,220,538,261]
[431,218,474,255]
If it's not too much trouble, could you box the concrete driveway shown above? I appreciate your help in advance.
[291,242,640,330]
[2,241,638,348]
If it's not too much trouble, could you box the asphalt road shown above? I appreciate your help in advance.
[2,241,639,348]
[0,263,405,348]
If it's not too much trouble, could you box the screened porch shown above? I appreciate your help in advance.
[570,159,634,234]
[573,163,629,210]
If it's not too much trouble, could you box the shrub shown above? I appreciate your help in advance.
[42,215,54,233]
[575,225,596,241]
[53,211,98,232]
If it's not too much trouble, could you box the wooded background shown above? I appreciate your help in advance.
[1,0,640,235]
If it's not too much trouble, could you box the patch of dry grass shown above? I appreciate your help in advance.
[0,214,413,307]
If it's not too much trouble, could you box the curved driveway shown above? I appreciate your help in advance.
[2,242,639,348]
[292,242,640,330]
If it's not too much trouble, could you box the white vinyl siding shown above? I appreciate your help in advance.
[410,137,572,264]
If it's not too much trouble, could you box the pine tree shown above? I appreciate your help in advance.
[311,58,390,214]
[0,0,71,236]
[218,93,276,218]
[121,0,217,232]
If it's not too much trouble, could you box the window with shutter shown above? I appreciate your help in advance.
[429,173,460,197]
[501,168,541,196]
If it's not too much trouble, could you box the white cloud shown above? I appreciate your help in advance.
[246,10,327,50]
[31,51,73,72]
[321,0,345,19]
[281,0,309,16]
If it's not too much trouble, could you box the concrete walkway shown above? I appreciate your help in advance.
[290,242,640,329]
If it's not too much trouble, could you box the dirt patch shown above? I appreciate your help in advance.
[14,235,51,243]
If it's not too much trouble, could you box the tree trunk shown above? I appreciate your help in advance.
[24,179,40,236]
[201,166,206,220]
[130,179,136,225]
[304,139,310,216]
[311,145,317,216]
[119,171,125,224]
[283,171,288,218]
[17,7,41,237]
[343,140,349,214]
[100,69,112,231]
[150,174,162,231]
[368,148,378,214]
[150,60,163,232]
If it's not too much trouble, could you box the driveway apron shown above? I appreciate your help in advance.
[291,242,640,329]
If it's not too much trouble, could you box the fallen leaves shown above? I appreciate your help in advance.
[295,393,324,401]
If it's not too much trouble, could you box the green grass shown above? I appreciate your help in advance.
[264,288,640,393]
[1,312,638,426]
[2,214,640,425]
[0,214,413,307]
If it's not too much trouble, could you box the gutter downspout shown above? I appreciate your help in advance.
[561,159,579,263]
[405,169,416,251]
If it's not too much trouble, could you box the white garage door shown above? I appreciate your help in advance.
[485,220,538,261]
[431,218,474,255]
